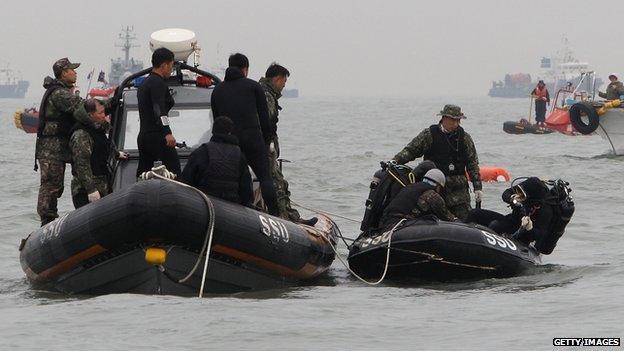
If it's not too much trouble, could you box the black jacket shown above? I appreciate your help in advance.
[179,133,253,205]
[210,67,274,142]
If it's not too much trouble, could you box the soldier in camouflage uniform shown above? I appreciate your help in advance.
[36,58,95,226]
[70,99,127,209]
[380,168,455,227]
[259,64,316,225]
[598,73,624,100]
[392,104,482,220]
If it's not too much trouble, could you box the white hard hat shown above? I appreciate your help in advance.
[423,169,446,187]
[609,73,619,79]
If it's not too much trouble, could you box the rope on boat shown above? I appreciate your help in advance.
[141,170,216,298]
[291,200,361,224]
[325,219,406,285]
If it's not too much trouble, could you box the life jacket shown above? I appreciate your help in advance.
[198,140,242,203]
[71,123,112,177]
[360,164,413,233]
[37,78,75,139]
[381,182,437,221]
[534,87,548,99]
[424,124,467,177]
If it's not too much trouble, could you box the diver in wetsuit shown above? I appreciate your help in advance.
[466,177,572,254]
[136,47,181,177]
[380,168,456,228]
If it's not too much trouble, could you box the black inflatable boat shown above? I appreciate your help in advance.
[20,59,338,296]
[503,120,554,135]
[348,218,540,281]
[347,162,541,282]
[20,179,337,295]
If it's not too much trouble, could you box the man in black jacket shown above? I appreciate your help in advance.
[179,116,253,205]
[210,53,279,215]
[136,47,180,177]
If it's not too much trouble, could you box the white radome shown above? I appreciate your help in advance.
[150,28,197,62]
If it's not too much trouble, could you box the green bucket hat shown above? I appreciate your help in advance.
[436,104,466,119]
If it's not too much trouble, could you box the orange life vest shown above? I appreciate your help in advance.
[534,86,548,99]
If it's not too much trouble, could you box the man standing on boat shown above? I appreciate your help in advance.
[392,104,482,220]
[530,80,550,127]
[69,99,128,209]
[210,53,279,216]
[35,58,97,226]
[258,63,316,225]
[598,73,624,100]
[136,47,181,177]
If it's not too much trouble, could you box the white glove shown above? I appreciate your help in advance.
[520,216,533,231]
[269,141,276,154]
[88,191,101,203]
[474,190,483,202]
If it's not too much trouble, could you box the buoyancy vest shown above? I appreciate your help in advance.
[199,141,242,203]
[37,79,75,139]
[71,124,112,177]
[382,182,436,220]
[534,87,548,99]
[424,124,467,177]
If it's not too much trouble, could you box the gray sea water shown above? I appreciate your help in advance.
[1,96,622,350]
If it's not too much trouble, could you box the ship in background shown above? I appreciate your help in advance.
[0,64,29,98]
[489,38,602,98]
[108,26,144,86]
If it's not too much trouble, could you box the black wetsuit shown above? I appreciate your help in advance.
[210,67,278,215]
[466,186,556,253]
[136,72,181,177]
[179,133,253,206]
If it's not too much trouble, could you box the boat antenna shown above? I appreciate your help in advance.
[116,25,139,65]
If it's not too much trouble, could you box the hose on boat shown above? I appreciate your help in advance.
[141,170,216,298]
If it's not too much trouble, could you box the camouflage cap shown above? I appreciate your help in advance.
[53,58,80,77]
[436,104,466,119]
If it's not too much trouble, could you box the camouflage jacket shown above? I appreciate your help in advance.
[598,81,624,100]
[258,77,281,138]
[393,126,482,193]
[36,77,92,162]
[411,189,456,221]
[69,123,113,196]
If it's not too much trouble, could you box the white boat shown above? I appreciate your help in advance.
[545,71,624,155]
[595,108,624,155]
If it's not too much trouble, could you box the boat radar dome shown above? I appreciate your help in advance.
[149,28,198,62]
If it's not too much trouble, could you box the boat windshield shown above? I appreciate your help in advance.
[122,108,213,150]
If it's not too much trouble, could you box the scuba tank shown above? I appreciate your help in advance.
[539,179,575,254]
[360,161,413,233]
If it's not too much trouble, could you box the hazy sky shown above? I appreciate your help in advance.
[2,0,623,99]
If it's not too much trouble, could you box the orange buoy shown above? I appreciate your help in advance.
[475,167,510,182]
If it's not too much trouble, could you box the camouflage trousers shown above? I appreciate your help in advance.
[269,147,301,222]
[37,159,66,226]
[445,174,473,220]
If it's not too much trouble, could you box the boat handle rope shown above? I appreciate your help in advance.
[141,170,216,298]
[325,219,406,286]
